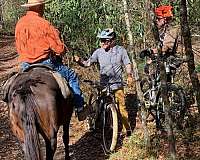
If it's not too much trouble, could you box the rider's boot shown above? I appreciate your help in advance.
[75,105,89,121]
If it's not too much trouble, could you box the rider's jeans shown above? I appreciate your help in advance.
[20,58,84,110]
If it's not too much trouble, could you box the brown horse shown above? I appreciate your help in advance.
[4,66,74,160]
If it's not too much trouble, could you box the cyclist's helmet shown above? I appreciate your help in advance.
[155,5,173,18]
[97,28,116,39]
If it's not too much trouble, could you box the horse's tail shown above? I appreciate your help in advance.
[16,83,42,160]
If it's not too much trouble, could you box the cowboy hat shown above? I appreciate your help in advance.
[21,0,48,7]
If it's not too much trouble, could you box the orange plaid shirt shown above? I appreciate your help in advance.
[15,11,64,63]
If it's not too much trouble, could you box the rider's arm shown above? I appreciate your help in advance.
[121,47,134,76]
[126,64,134,77]
[47,24,65,55]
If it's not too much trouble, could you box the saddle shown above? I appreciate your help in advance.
[2,64,71,102]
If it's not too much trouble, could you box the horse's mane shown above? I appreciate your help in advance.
[12,75,43,159]
[7,67,74,159]
[14,78,44,99]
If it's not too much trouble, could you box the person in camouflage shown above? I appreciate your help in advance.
[154,5,183,56]
[141,5,184,75]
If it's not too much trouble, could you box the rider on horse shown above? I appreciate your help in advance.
[14,0,86,121]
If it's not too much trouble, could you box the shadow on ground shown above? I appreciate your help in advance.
[69,131,109,160]
[126,93,139,131]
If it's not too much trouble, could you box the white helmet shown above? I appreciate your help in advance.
[97,28,116,39]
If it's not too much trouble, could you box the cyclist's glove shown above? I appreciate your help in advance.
[139,48,153,59]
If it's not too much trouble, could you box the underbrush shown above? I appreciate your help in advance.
[70,61,200,160]
[109,110,200,160]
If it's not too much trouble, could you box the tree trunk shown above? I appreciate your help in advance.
[180,0,200,113]
[122,0,150,148]
[159,57,176,160]
[151,7,176,160]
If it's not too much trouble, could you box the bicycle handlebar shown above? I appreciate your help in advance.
[83,79,127,89]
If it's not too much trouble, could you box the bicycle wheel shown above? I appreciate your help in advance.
[86,91,99,131]
[102,103,118,153]
[140,78,152,109]
[140,78,151,93]
[155,84,186,130]
[168,84,186,129]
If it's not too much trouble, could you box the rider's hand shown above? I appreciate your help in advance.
[74,55,80,62]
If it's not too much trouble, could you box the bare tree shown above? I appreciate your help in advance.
[122,0,150,148]
[180,0,200,113]
[150,5,176,160]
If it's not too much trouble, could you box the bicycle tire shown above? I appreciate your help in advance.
[140,78,187,130]
[102,103,118,153]
[140,78,151,93]
[86,91,99,131]
[168,84,186,129]
[156,84,186,130]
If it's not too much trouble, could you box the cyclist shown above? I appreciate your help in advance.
[140,5,184,76]
[74,28,134,136]
[15,0,86,121]
[154,5,183,55]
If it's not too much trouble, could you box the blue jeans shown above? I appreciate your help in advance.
[21,58,84,110]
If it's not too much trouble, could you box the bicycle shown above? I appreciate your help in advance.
[83,80,123,153]
[140,50,187,130]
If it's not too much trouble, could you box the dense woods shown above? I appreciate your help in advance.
[0,0,200,159]
[1,0,198,54]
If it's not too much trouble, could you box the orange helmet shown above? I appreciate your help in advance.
[155,5,173,18]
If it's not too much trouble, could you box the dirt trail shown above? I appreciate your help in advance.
[0,100,107,160]
[2,36,199,160]
[0,37,136,160]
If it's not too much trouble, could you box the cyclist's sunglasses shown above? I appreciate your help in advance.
[100,39,111,43]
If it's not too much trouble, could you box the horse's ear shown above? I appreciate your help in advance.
[2,74,18,102]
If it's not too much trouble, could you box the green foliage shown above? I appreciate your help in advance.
[1,0,200,57]
[1,0,25,33]
[188,0,200,33]
[45,0,124,55]
[195,64,200,73]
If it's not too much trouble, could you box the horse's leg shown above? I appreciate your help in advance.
[63,123,70,160]
[44,130,57,160]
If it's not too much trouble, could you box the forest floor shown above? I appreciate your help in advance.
[0,36,200,160]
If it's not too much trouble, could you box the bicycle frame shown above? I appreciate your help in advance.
[143,54,184,107]
[141,53,187,130]
[94,84,117,119]
[83,80,124,152]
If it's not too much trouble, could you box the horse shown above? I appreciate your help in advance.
[3,66,74,160]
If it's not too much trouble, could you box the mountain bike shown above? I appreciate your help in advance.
[83,80,121,153]
[140,50,187,130]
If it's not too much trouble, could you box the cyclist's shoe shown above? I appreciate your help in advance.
[126,130,132,137]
